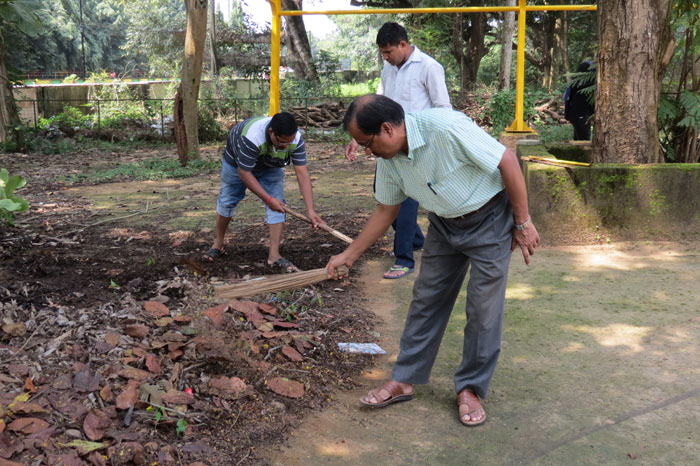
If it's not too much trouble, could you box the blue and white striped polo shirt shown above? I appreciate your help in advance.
[375,109,506,218]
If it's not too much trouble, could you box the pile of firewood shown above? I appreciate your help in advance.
[287,102,345,128]
[534,99,567,124]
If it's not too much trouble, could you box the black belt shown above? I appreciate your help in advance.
[453,190,505,220]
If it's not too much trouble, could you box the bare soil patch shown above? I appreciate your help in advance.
[0,142,388,465]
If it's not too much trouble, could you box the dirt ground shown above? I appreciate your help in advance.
[0,142,390,465]
[3,141,699,465]
[263,243,700,465]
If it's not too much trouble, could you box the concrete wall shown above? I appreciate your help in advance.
[517,141,700,241]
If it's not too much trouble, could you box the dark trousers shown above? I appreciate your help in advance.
[392,197,425,269]
[391,191,513,399]
[572,115,592,140]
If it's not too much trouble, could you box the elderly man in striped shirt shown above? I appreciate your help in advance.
[327,94,540,426]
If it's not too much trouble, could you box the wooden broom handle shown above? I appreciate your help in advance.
[282,206,353,244]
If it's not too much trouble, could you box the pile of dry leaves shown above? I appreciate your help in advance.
[1,275,377,465]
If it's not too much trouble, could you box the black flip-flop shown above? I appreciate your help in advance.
[269,257,300,273]
[203,247,224,261]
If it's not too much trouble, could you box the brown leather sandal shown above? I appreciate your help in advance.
[360,380,413,408]
[457,389,486,426]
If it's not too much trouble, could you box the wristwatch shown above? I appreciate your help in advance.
[514,217,531,231]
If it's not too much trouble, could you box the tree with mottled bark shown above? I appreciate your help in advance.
[281,0,318,82]
[175,0,208,164]
[498,0,515,91]
[593,0,673,163]
[0,0,42,148]
[208,0,219,76]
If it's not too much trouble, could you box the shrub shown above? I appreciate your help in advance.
[0,169,29,225]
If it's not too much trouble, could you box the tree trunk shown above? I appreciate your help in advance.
[0,38,24,149]
[498,0,516,91]
[177,0,208,164]
[593,0,672,164]
[451,6,489,98]
[208,0,219,76]
[281,0,318,82]
[549,10,567,91]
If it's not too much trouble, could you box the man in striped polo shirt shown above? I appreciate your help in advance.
[204,112,324,272]
[327,94,540,426]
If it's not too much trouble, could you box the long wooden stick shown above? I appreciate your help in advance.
[214,265,349,299]
[283,206,353,244]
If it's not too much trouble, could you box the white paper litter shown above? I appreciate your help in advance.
[337,342,386,355]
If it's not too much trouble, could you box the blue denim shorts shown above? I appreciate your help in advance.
[216,159,286,224]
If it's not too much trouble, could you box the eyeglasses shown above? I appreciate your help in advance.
[361,133,376,152]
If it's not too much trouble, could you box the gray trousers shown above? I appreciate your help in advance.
[391,191,513,399]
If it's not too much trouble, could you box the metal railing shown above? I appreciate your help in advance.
[15,96,361,136]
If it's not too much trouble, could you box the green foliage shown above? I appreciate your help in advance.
[0,168,29,225]
[535,124,574,144]
[677,91,700,130]
[197,107,227,142]
[337,77,380,97]
[39,105,91,131]
[175,418,188,436]
[56,157,220,185]
[487,89,540,135]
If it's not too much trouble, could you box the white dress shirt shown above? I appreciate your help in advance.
[377,46,452,112]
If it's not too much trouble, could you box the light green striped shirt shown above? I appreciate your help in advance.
[375,109,506,218]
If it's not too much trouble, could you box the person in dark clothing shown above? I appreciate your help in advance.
[564,61,595,141]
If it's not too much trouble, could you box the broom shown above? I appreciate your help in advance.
[214,265,349,299]
[283,206,354,244]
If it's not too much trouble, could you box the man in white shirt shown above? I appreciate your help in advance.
[345,22,452,279]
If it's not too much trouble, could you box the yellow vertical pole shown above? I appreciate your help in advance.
[269,0,282,115]
[506,0,533,132]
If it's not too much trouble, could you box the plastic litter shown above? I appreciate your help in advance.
[337,342,386,355]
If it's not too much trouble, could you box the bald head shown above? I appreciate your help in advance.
[343,94,405,136]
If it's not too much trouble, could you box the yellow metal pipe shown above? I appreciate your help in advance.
[281,7,520,16]
[268,2,597,129]
[278,5,596,16]
[269,0,282,115]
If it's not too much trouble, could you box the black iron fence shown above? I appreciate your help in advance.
[16,96,356,136]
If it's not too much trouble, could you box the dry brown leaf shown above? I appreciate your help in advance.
[281,346,303,362]
[83,409,111,441]
[52,374,72,390]
[124,324,150,338]
[144,301,169,318]
[8,417,50,434]
[132,347,147,358]
[154,317,174,327]
[145,354,161,374]
[117,367,151,381]
[229,299,264,325]
[115,382,140,410]
[104,331,121,347]
[172,314,191,323]
[10,401,45,414]
[7,364,29,377]
[100,385,113,403]
[1,322,26,337]
[203,304,227,328]
[258,302,278,315]
[256,322,274,332]
[73,368,102,393]
[209,376,247,399]
[24,377,36,393]
[161,331,187,342]
[267,377,304,399]
[161,389,194,405]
